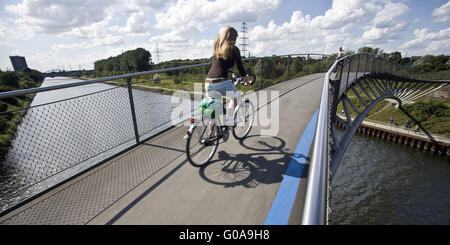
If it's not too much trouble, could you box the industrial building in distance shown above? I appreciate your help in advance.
[9,56,28,71]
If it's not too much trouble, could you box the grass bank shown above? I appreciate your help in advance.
[0,70,44,160]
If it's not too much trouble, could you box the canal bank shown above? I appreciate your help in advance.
[336,115,450,156]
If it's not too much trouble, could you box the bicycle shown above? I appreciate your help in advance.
[184,75,256,167]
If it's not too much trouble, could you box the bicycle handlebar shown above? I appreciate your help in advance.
[230,73,256,86]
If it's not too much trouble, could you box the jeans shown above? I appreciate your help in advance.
[204,79,238,100]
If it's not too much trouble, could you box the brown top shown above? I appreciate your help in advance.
[206,46,246,79]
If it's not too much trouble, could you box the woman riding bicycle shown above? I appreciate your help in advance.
[185,26,256,166]
[205,26,253,126]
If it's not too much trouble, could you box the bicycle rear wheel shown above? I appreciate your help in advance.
[186,121,219,167]
[232,99,255,139]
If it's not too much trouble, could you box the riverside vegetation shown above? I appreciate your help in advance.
[86,47,335,95]
[0,69,44,159]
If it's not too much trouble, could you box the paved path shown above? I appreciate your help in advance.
[0,73,325,225]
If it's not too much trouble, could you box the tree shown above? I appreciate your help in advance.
[344,50,355,56]
[94,48,152,76]
[412,55,449,72]
[357,46,382,55]
[292,57,303,74]
[23,68,44,84]
[388,52,402,63]
[0,71,20,88]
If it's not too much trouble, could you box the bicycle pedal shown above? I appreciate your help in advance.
[222,127,230,142]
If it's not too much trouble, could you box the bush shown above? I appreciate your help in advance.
[412,55,449,72]
[173,77,182,84]
[0,101,8,112]
[404,99,450,122]
[23,68,44,83]
[0,97,19,106]
[0,117,10,134]
[0,133,11,147]
[153,74,161,83]
[23,80,36,89]
[0,72,20,88]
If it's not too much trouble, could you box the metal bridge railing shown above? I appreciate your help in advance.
[301,53,449,225]
[0,53,328,214]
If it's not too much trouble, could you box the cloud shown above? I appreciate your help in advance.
[3,0,171,39]
[2,0,447,70]
[245,9,344,56]
[150,31,190,44]
[117,0,173,35]
[399,27,450,54]
[243,0,414,57]
[5,0,117,34]
[361,21,408,43]
[51,42,90,51]
[433,0,450,22]
[120,11,151,34]
[372,1,408,28]
[310,0,381,30]
[155,0,281,31]
[246,0,386,56]
[160,39,213,61]
[147,0,281,61]
[122,0,170,12]
[361,1,409,43]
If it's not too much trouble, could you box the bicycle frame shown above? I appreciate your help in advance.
[186,75,251,136]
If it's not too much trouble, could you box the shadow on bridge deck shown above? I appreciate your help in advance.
[0,73,325,225]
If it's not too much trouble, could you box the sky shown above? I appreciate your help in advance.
[0,0,449,72]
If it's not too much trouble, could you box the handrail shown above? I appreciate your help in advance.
[300,52,449,225]
[0,63,210,99]
[301,53,404,225]
[301,59,339,225]
[0,54,329,99]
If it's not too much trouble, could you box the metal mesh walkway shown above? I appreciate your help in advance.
[0,124,188,225]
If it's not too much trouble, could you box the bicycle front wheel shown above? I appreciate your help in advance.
[232,99,255,139]
[186,122,219,167]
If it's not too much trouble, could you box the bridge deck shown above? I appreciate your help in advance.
[0,73,325,225]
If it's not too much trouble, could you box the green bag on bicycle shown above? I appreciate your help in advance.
[198,98,226,119]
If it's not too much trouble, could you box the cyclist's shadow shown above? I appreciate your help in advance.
[198,135,304,188]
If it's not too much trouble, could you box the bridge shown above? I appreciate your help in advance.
[0,53,447,225]
[43,69,84,78]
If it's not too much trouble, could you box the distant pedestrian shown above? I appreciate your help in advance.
[337,47,345,59]
[332,46,346,73]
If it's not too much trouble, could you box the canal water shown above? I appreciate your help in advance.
[330,130,450,225]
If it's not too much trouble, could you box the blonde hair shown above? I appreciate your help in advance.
[213,26,238,60]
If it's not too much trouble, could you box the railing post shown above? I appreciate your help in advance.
[356,54,360,78]
[259,58,263,90]
[363,54,368,75]
[306,54,310,73]
[126,77,140,144]
[321,55,324,72]
[287,55,290,80]
[346,57,352,90]
[370,55,375,73]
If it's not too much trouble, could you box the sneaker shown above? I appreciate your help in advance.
[222,127,229,142]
